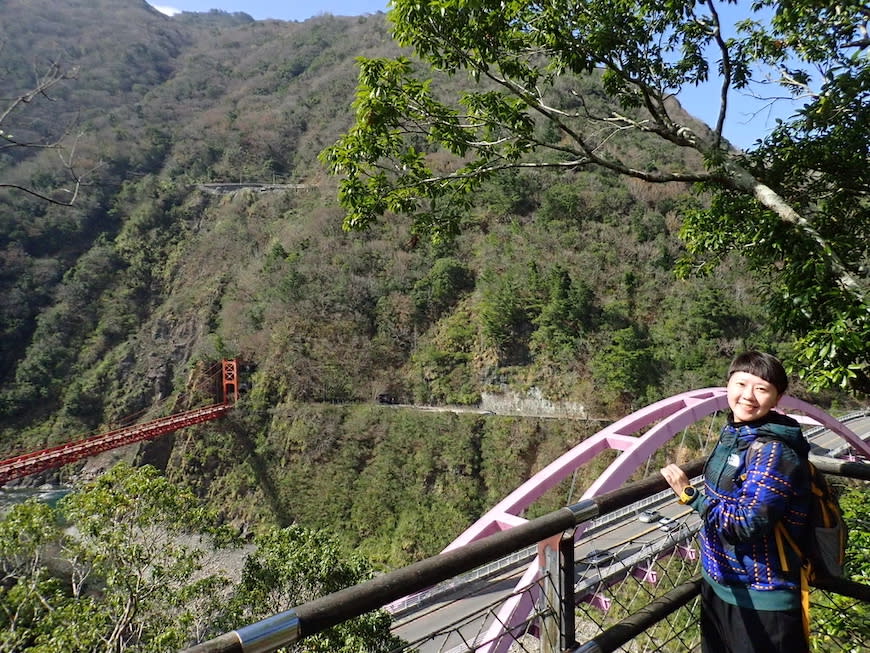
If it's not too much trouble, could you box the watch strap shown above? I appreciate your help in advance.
[678,486,697,505]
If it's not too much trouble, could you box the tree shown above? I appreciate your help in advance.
[223,526,404,652]
[412,256,474,322]
[321,0,869,394]
[61,464,243,652]
[530,267,597,361]
[0,55,95,205]
[589,325,658,409]
[0,464,237,652]
[0,464,404,652]
[0,501,64,652]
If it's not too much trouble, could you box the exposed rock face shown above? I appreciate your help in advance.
[481,388,588,420]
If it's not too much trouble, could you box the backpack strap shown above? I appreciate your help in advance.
[773,522,811,641]
[799,564,811,642]
[774,520,810,574]
[774,521,796,572]
[743,436,814,639]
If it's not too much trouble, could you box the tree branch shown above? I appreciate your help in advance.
[704,0,731,147]
[720,162,868,304]
[0,59,85,205]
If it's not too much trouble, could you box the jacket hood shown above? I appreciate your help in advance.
[732,409,811,458]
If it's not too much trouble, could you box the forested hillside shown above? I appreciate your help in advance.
[0,0,856,568]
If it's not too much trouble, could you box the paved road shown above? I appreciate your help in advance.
[391,411,870,651]
[810,413,870,454]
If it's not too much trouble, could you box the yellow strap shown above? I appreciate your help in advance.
[800,566,811,642]
[775,521,807,571]
[778,524,812,641]
[814,485,831,527]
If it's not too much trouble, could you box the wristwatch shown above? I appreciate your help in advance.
[678,486,697,505]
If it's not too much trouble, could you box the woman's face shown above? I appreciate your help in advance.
[726,371,781,423]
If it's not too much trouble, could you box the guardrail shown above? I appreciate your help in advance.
[181,459,707,653]
[385,477,704,616]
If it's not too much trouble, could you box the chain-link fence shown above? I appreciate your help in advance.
[181,462,869,653]
[391,501,869,653]
[572,550,702,652]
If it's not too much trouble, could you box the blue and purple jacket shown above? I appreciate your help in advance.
[686,410,811,611]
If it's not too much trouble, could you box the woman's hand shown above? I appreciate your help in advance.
[660,464,690,497]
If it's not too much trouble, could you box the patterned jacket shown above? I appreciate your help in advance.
[687,410,811,611]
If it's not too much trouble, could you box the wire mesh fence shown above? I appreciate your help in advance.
[559,554,868,653]
[390,519,870,653]
[391,572,549,652]
[806,586,870,653]
[572,551,702,652]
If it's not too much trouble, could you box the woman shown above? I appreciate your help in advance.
[661,351,811,653]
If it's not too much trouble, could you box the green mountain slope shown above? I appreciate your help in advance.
[1,0,847,566]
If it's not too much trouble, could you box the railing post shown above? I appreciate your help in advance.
[538,533,563,653]
[537,529,578,653]
[560,531,578,651]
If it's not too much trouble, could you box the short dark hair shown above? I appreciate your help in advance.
[727,351,789,395]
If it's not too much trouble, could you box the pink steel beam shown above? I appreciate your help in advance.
[444,388,722,551]
[454,389,869,653]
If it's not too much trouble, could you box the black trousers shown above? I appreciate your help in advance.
[700,579,809,653]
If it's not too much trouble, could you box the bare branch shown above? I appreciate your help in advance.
[703,0,731,147]
[0,60,78,137]
[0,183,77,205]
[0,59,87,205]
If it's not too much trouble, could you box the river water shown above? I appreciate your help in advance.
[0,485,72,512]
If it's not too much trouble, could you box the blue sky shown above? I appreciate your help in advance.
[148,1,801,150]
[148,0,389,21]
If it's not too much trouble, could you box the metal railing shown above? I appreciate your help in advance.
[571,572,870,652]
[180,456,870,653]
[385,483,688,618]
[180,458,706,653]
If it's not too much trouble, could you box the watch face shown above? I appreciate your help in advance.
[680,487,696,504]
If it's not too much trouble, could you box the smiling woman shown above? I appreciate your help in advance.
[724,351,790,423]
[660,351,813,653]
[727,371,782,423]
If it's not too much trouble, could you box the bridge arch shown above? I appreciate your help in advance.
[441,389,869,653]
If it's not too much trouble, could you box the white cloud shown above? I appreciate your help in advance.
[150,4,182,16]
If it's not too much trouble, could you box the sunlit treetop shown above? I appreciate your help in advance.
[322,0,869,393]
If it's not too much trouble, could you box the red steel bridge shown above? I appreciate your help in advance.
[0,359,240,486]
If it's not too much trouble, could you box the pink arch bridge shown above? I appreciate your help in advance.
[441,388,870,653]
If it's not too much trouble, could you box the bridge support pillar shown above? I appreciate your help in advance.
[222,359,239,404]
